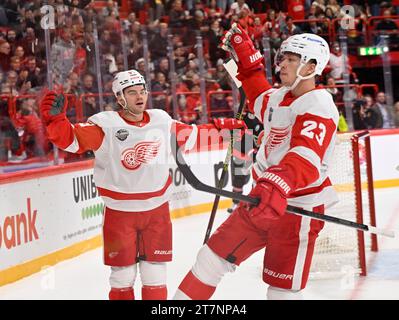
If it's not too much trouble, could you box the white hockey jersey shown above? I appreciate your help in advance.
[241,71,340,208]
[46,108,220,212]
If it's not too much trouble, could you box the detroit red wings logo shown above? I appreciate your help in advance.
[121,141,161,170]
[264,126,290,157]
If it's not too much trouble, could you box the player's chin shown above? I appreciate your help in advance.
[135,103,146,110]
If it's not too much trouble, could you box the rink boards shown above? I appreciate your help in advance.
[1,130,398,286]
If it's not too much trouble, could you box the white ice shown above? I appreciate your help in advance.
[0,188,398,300]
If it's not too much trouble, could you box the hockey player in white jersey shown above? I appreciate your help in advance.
[174,25,339,300]
[39,69,246,300]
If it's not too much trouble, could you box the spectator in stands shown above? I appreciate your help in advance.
[0,100,22,162]
[149,22,169,63]
[374,8,399,46]
[102,53,118,77]
[127,27,144,65]
[155,57,170,80]
[269,29,283,59]
[281,16,302,36]
[51,28,76,86]
[81,73,99,118]
[326,0,340,17]
[135,57,147,76]
[288,0,305,20]
[206,0,224,19]
[189,0,207,19]
[13,98,49,157]
[311,0,326,16]
[372,91,395,128]
[64,72,81,96]
[249,16,264,44]
[14,45,25,62]
[325,76,342,103]
[101,0,119,18]
[25,56,42,89]
[72,31,87,77]
[0,39,11,72]
[20,27,39,56]
[207,19,225,67]
[304,15,323,34]
[151,72,170,111]
[263,9,281,34]
[214,58,230,90]
[324,7,335,19]
[328,41,346,83]
[227,0,251,19]
[185,9,210,41]
[217,0,234,13]
[210,88,233,118]
[169,0,189,29]
[394,101,399,127]
[173,42,188,75]
[1,70,18,95]
[9,55,21,73]
[6,29,17,52]
[352,99,368,130]
[360,94,380,129]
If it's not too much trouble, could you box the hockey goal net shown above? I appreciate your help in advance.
[309,131,378,279]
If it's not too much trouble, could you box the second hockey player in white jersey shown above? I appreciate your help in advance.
[174,24,339,300]
[39,69,246,300]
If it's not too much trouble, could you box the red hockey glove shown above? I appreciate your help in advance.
[40,91,68,124]
[212,118,247,130]
[221,23,263,74]
[244,166,294,230]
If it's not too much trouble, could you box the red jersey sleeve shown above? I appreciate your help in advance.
[237,69,274,122]
[46,118,104,154]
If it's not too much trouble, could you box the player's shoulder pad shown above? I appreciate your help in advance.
[291,89,339,122]
[146,108,172,120]
[87,111,119,127]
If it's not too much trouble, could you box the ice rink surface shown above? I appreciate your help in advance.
[0,187,398,300]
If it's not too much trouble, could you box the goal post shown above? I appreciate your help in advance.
[310,131,378,279]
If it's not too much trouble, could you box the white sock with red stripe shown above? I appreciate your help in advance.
[267,286,304,300]
[174,245,235,300]
[174,271,216,300]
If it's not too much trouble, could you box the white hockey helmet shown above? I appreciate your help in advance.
[275,33,330,76]
[112,69,146,97]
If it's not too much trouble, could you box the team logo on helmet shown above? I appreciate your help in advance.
[115,129,129,141]
[121,141,160,170]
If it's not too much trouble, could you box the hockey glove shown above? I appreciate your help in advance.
[212,117,247,130]
[40,91,68,124]
[220,23,264,75]
[244,166,294,230]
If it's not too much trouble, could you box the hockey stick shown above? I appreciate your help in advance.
[171,135,395,238]
[203,59,246,244]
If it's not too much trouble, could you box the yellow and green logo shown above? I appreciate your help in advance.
[81,203,104,220]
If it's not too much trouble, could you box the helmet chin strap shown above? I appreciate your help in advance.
[284,63,316,91]
[118,92,139,117]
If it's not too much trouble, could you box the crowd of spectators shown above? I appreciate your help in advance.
[0,0,398,163]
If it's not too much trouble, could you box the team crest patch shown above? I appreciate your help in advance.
[121,141,161,170]
[115,129,129,141]
[264,126,290,157]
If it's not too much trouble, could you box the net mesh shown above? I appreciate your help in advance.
[309,133,371,279]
